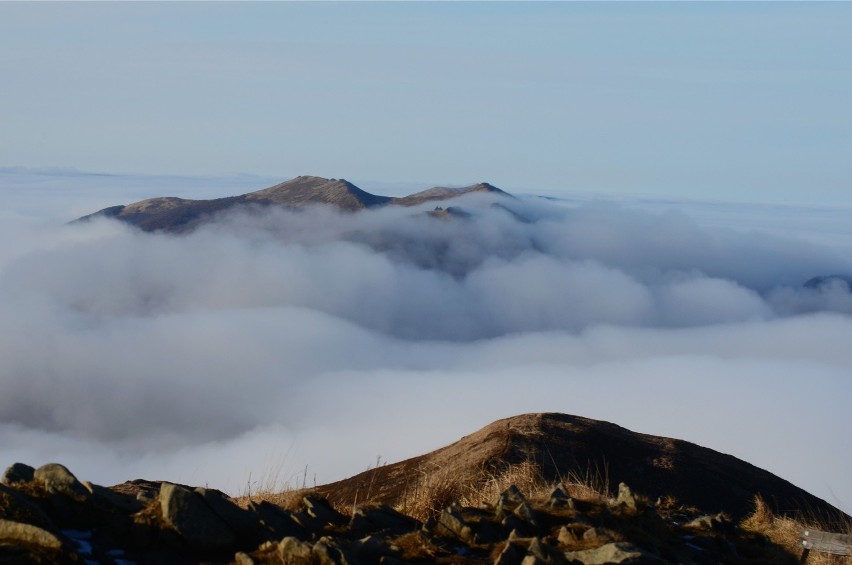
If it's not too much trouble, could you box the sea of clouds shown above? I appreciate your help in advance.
[1,168,850,512]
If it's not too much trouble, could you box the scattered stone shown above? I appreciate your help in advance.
[615,482,637,511]
[1,462,35,486]
[33,463,90,503]
[235,551,255,565]
[513,502,538,527]
[564,542,660,564]
[304,495,348,527]
[0,518,64,549]
[582,527,611,542]
[350,505,419,536]
[250,500,308,540]
[435,505,476,543]
[557,526,577,546]
[496,485,527,514]
[159,482,236,551]
[547,487,574,509]
[313,535,359,565]
[279,536,313,562]
[526,537,564,563]
[495,540,526,565]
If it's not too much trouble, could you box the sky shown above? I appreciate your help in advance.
[0,2,850,516]
[1,2,851,204]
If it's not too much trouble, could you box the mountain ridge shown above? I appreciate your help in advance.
[75,175,509,233]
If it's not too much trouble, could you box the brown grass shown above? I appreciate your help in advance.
[741,496,851,565]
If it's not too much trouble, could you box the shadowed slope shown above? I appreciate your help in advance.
[315,413,844,521]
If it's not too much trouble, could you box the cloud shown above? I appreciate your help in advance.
[0,182,850,513]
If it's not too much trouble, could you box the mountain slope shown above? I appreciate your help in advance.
[315,413,842,521]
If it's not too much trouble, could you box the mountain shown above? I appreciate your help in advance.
[74,176,510,233]
[393,182,511,207]
[1,413,847,564]
[315,413,841,521]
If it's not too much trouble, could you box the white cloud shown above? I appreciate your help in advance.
[0,176,850,514]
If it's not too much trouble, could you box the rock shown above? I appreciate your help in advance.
[556,526,577,546]
[159,482,236,551]
[0,518,64,549]
[33,463,90,503]
[250,500,308,540]
[0,483,54,529]
[496,485,527,513]
[2,462,35,486]
[313,535,359,565]
[434,505,476,543]
[495,540,526,565]
[615,482,637,511]
[684,513,734,533]
[513,502,538,527]
[582,527,612,543]
[564,542,661,564]
[235,551,255,565]
[303,495,348,527]
[547,487,574,509]
[350,505,420,536]
[195,487,261,541]
[279,536,313,562]
[527,537,565,563]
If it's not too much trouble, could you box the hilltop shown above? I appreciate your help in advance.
[1,413,847,564]
[74,176,510,233]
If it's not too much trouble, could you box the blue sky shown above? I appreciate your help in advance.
[1,2,851,204]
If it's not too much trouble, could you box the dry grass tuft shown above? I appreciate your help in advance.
[741,496,851,565]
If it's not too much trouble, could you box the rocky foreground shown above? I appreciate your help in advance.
[0,460,805,565]
[2,413,846,564]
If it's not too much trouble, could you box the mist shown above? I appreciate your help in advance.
[0,173,850,513]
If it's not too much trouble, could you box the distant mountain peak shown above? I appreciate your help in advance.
[73,175,513,232]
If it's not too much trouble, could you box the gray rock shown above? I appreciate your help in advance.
[527,537,565,563]
[557,526,577,546]
[303,495,348,527]
[496,485,527,513]
[2,462,35,486]
[615,482,637,511]
[234,551,255,565]
[514,502,538,527]
[582,527,612,543]
[0,483,54,529]
[495,540,526,565]
[547,487,574,509]
[195,487,261,540]
[33,463,90,503]
[313,536,359,565]
[250,501,308,540]
[0,518,64,549]
[350,505,419,535]
[159,482,236,551]
[435,505,476,543]
[279,536,313,562]
[564,542,661,564]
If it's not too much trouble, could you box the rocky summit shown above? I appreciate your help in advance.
[0,414,847,564]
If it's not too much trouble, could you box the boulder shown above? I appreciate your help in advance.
[0,518,64,549]
[1,462,35,486]
[495,540,526,565]
[0,483,54,529]
[547,487,574,510]
[159,482,236,551]
[33,464,90,503]
[313,535,359,565]
[496,485,527,514]
[195,487,261,541]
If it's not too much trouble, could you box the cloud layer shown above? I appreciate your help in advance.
[0,183,850,512]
